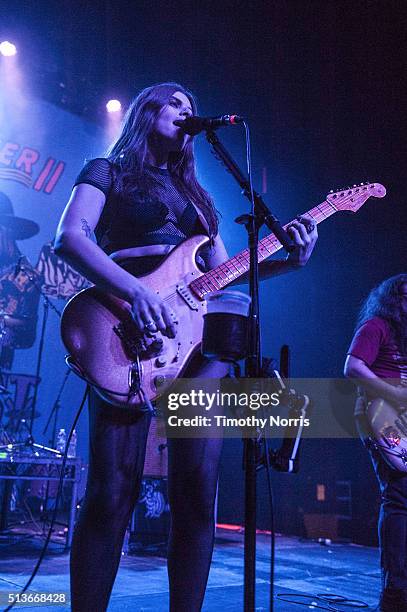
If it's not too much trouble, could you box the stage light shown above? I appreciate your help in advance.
[0,41,17,57]
[104,99,123,145]
[106,99,121,113]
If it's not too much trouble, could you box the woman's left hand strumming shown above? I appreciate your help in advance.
[286,213,318,268]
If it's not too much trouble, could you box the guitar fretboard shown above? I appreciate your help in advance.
[190,199,338,298]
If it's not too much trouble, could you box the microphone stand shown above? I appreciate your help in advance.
[0,261,63,456]
[42,367,71,448]
[21,262,63,448]
[205,129,294,611]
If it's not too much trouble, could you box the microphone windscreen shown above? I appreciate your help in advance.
[173,117,204,136]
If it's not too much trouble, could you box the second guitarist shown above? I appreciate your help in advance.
[345,274,407,612]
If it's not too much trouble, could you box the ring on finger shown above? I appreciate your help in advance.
[306,223,315,233]
[152,313,162,322]
[144,320,156,330]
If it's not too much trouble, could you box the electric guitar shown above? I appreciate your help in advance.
[366,396,407,472]
[61,182,386,408]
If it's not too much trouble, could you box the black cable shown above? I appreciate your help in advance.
[318,593,369,608]
[243,120,256,219]
[64,356,154,413]
[4,385,89,612]
[262,434,275,612]
[276,593,332,610]
[243,119,262,370]
[276,592,369,610]
[29,300,48,437]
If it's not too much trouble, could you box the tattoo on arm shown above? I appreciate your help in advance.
[80,218,92,238]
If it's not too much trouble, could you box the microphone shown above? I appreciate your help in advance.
[174,114,245,136]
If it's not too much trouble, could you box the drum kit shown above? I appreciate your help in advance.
[0,192,87,452]
[0,193,87,534]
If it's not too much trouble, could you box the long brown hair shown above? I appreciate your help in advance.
[356,274,407,355]
[106,82,219,239]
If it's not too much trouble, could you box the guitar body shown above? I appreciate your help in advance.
[60,182,387,409]
[366,397,407,472]
[61,235,210,407]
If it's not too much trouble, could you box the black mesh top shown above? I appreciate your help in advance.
[73,158,207,256]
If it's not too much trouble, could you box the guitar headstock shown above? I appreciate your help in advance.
[326,182,386,213]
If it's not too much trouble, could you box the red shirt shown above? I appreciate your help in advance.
[347,316,407,382]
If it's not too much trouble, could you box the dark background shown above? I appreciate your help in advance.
[2,0,406,544]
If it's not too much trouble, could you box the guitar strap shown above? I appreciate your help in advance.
[354,388,374,449]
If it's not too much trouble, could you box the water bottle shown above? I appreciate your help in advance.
[56,428,66,454]
[68,429,77,458]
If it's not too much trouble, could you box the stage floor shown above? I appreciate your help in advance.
[0,528,380,610]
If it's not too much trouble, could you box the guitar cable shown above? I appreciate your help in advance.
[4,385,89,612]
[262,431,276,612]
[261,431,370,611]
[64,356,154,414]
[275,592,368,610]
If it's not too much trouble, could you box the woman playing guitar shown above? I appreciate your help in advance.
[55,82,318,611]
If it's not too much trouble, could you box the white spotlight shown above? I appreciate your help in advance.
[0,41,17,57]
[106,99,121,113]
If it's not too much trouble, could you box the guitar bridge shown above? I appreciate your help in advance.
[114,322,144,359]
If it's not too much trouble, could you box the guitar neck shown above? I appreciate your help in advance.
[190,199,337,298]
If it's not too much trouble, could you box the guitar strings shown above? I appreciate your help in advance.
[159,190,360,305]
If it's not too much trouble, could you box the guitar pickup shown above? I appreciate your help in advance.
[176,284,199,311]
